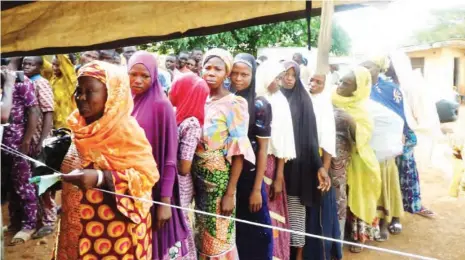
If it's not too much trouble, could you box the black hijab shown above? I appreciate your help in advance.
[232,53,257,131]
[281,60,323,207]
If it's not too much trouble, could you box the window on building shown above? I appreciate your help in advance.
[410,57,425,75]
[453,57,459,87]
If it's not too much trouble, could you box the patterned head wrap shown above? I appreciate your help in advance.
[77,61,106,84]
[202,48,233,75]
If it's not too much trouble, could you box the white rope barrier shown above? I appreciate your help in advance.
[0,144,438,260]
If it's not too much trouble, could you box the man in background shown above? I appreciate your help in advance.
[122,46,137,64]
[178,51,191,73]
[75,50,99,72]
[22,56,57,239]
[166,54,181,81]
[99,49,120,65]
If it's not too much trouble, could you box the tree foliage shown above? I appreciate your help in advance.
[410,8,465,44]
[141,17,351,56]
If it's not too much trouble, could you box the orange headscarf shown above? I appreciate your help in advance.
[67,61,159,217]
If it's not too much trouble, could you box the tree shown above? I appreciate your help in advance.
[409,8,465,44]
[141,17,351,56]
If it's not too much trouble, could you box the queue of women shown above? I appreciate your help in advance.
[2,47,435,260]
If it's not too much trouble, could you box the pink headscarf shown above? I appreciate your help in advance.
[169,72,209,126]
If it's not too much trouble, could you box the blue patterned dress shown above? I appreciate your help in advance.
[396,129,422,213]
[372,77,422,213]
[236,96,273,260]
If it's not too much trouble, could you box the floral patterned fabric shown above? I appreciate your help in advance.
[56,145,154,260]
[201,94,255,165]
[55,144,83,260]
[178,117,202,161]
[177,117,202,260]
[193,93,253,259]
[330,135,350,222]
[30,75,54,149]
[264,155,291,260]
[396,129,422,213]
[348,213,379,244]
[30,75,57,228]
[1,78,39,231]
[55,61,159,259]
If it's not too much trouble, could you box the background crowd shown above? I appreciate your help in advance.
[0,45,443,260]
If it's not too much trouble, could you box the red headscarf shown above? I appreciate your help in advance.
[169,72,209,126]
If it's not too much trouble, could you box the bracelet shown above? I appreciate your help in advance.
[96,170,104,187]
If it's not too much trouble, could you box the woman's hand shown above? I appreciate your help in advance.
[155,197,172,230]
[34,142,43,156]
[19,139,31,155]
[1,67,16,86]
[249,190,263,213]
[317,167,331,192]
[61,169,99,190]
[221,193,235,216]
[270,177,283,201]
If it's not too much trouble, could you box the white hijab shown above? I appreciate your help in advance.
[309,72,336,157]
[256,61,296,161]
[368,99,404,162]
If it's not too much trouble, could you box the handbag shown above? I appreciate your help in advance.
[33,128,72,191]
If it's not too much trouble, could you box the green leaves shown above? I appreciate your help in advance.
[140,17,351,56]
[410,8,465,45]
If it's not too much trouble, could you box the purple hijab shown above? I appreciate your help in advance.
[128,51,188,259]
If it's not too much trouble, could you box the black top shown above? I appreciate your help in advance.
[281,61,323,207]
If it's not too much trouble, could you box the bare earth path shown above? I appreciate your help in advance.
[3,107,465,260]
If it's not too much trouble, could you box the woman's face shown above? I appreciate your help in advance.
[52,57,62,77]
[187,58,197,72]
[337,71,357,97]
[230,62,252,92]
[178,53,189,69]
[283,67,296,89]
[202,57,227,89]
[129,64,152,95]
[75,76,108,124]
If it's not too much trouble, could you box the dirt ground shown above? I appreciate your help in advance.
[2,107,465,260]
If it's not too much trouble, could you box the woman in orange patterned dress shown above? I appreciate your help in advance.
[54,61,159,260]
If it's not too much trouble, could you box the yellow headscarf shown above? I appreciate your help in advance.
[49,54,77,128]
[332,66,381,224]
[370,55,390,73]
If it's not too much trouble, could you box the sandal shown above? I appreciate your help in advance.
[2,225,19,234]
[32,226,55,239]
[9,229,36,246]
[388,222,402,235]
[375,230,389,242]
[349,244,363,253]
[416,207,435,218]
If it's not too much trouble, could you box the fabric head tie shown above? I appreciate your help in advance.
[78,61,106,84]
[233,58,253,69]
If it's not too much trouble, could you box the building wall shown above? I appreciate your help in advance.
[406,47,465,94]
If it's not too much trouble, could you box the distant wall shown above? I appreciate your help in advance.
[406,47,465,95]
